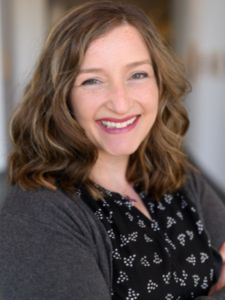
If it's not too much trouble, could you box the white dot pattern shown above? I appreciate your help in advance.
[78,186,221,299]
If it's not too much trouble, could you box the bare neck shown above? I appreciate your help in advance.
[90,153,131,194]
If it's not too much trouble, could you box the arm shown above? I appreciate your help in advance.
[208,243,225,296]
[0,212,111,300]
[195,174,225,250]
[185,172,225,299]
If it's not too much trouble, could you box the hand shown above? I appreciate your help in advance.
[208,243,225,296]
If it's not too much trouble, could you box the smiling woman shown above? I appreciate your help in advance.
[7,1,190,199]
[0,1,225,300]
[71,24,158,159]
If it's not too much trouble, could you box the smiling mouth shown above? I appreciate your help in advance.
[100,116,138,129]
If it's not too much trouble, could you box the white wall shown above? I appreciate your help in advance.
[0,0,7,172]
[173,0,225,192]
[0,0,48,172]
[11,0,48,104]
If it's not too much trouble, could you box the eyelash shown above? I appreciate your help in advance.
[131,72,149,80]
[81,78,100,86]
[81,72,149,86]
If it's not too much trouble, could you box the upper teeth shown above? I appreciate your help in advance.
[101,116,137,129]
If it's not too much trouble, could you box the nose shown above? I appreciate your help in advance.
[106,81,132,114]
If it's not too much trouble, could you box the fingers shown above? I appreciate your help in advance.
[208,243,225,296]
[219,242,225,262]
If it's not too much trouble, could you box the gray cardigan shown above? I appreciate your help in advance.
[0,172,225,300]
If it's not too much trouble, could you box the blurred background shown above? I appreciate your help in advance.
[0,0,225,204]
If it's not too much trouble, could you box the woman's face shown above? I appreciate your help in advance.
[71,24,159,159]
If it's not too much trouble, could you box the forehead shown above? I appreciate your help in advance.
[81,24,150,66]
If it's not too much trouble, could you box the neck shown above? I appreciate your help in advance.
[90,152,130,192]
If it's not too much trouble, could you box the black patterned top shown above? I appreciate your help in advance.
[77,185,222,300]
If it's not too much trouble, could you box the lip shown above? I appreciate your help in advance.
[97,114,139,123]
[96,114,140,134]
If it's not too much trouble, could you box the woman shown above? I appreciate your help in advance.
[0,1,225,299]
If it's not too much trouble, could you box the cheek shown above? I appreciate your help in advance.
[70,90,90,117]
[70,95,86,126]
[140,84,159,113]
[71,89,106,115]
[70,92,102,129]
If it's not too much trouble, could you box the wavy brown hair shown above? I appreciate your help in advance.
[9,0,191,199]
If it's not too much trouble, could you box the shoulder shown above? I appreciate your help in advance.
[0,186,113,299]
[1,185,84,222]
[182,170,221,211]
[183,170,206,196]
[183,170,223,206]
[183,171,225,248]
[0,185,106,244]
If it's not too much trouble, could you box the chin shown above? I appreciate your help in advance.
[105,144,140,157]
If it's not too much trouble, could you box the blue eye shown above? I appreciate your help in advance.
[131,72,148,80]
[81,78,100,86]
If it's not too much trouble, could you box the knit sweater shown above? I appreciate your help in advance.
[0,172,225,300]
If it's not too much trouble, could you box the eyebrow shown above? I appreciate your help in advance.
[78,59,152,74]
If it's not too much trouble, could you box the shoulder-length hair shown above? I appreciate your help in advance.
[9,0,191,199]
